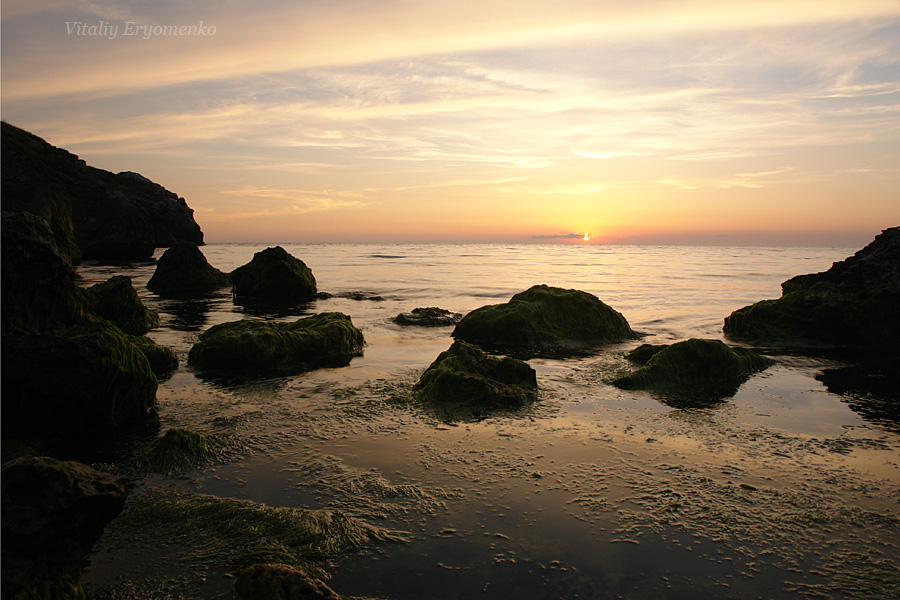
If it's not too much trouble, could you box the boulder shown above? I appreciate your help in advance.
[724,227,900,351]
[128,334,178,376]
[147,241,231,297]
[134,428,221,475]
[394,307,463,327]
[1,121,203,262]
[452,284,637,356]
[1,456,128,600]
[87,275,159,335]
[234,564,342,600]
[414,339,538,418]
[231,246,317,302]
[613,338,773,400]
[188,312,364,374]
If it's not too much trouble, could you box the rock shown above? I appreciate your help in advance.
[234,564,342,600]
[394,307,463,327]
[452,284,638,356]
[724,227,900,351]
[135,428,220,475]
[231,246,317,303]
[613,338,773,400]
[414,339,538,419]
[87,275,159,335]
[0,182,81,263]
[188,312,364,374]
[128,334,178,376]
[1,456,128,600]
[1,121,203,262]
[147,241,232,297]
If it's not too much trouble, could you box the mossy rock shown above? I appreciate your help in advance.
[127,335,178,376]
[188,312,364,374]
[613,338,773,401]
[88,275,159,335]
[234,564,345,600]
[147,241,231,297]
[414,339,537,419]
[393,307,462,327]
[136,428,220,475]
[452,284,638,357]
[231,246,316,302]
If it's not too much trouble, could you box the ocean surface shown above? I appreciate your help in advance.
[78,243,900,600]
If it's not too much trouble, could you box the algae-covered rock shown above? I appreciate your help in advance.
[188,312,364,374]
[1,456,128,600]
[231,246,317,302]
[453,284,637,357]
[88,275,159,335]
[128,334,178,376]
[147,241,231,297]
[724,227,900,351]
[394,307,462,327]
[234,564,343,600]
[613,338,773,400]
[136,428,220,475]
[414,339,538,419]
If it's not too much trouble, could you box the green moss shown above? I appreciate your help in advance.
[88,276,159,335]
[453,284,637,357]
[6,569,86,600]
[624,344,670,366]
[613,338,773,401]
[230,246,316,302]
[146,241,231,297]
[133,428,220,475]
[127,335,178,376]
[187,312,364,374]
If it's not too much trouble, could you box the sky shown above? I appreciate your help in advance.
[2,0,899,245]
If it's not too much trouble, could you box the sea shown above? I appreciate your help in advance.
[77,242,900,600]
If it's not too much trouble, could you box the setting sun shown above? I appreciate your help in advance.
[583,233,591,242]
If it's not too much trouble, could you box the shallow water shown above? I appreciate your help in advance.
[79,243,900,600]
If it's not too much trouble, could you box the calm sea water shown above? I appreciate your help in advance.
[79,243,900,600]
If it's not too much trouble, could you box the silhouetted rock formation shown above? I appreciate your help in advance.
[453,284,638,357]
[231,246,317,303]
[147,241,231,297]
[1,121,203,262]
[188,312,363,375]
[1,456,128,600]
[394,307,463,327]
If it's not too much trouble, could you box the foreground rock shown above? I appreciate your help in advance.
[415,340,538,419]
[87,275,159,335]
[394,307,463,327]
[188,312,364,374]
[231,246,317,303]
[453,284,638,356]
[147,241,232,297]
[724,227,900,352]
[128,334,178,376]
[1,121,203,262]
[234,564,342,600]
[613,338,774,402]
[1,456,128,600]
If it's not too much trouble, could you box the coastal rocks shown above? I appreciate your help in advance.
[231,246,317,303]
[613,338,773,401]
[394,307,463,327]
[1,122,204,262]
[724,227,900,351]
[128,334,178,376]
[188,312,364,374]
[147,241,232,297]
[1,456,128,600]
[234,564,342,600]
[134,428,222,475]
[453,284,638,356]
[415,339,538,419]
[88,275,159,335]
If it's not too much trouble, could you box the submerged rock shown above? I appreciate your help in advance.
[147,241,231,297]
[135,428,221,475]
[453,284,637,356]
[1,456,128,600]
[231,246,317,303]
[234,564,342,600]
[394,307,463,327]
[724,227,900,352]
[88,275,159,335]
[613,338,773,401]
[415,339,538,419]
[188,312,364,374]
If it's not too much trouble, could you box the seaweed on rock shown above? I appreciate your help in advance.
[88,275,159,335]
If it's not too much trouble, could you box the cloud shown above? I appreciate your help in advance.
[531,233,583,239]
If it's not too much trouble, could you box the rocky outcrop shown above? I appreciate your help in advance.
[1,456,128,600]
[187,312,364,374]
[394,307,463,327]
[147,241,231,297]
[231,246,317,303]
[613,338,773,401]
[415,339,538,419]
[87,275,159,335]
[234,564,342,600]
[1,121,203,262]
[453,284,638,357]
[724,227,900,351]
[128,334,178,376]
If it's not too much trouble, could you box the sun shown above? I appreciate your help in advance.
[582,233,591,242]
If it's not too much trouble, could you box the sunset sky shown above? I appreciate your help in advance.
[2,0,898,245]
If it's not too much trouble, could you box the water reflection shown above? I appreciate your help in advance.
[161,298,215,331]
